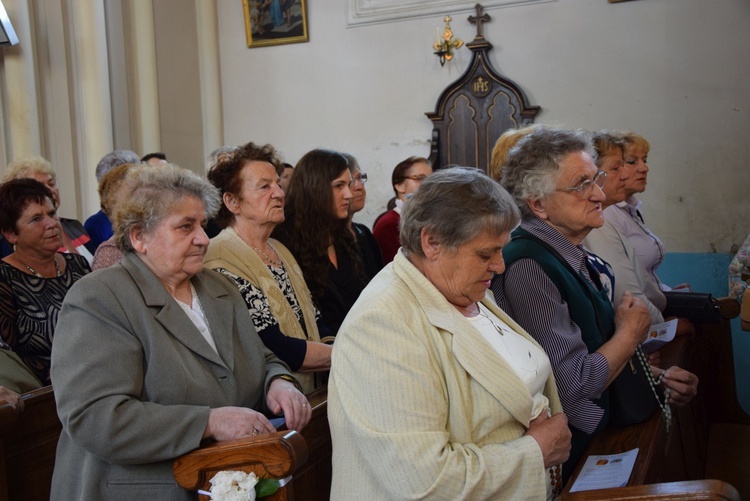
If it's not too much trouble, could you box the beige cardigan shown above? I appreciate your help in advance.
[205,227,323,393]
[328,251,563,500]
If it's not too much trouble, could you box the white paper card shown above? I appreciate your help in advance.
[568,448,639,492]
[640,318,678,354]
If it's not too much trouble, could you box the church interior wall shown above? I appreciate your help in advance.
[217,0,750,256]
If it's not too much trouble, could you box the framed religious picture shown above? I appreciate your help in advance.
[242,0,309,48]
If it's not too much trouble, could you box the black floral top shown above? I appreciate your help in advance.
[216,263,329,371]
[0,253,90,384]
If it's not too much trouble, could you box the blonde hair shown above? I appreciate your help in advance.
[490,125,541,181]
[4,155,55,182]
[592,131,625,167]
[98,163,137,217]
[619,131,651,155]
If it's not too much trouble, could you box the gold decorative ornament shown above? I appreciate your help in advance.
[433,16,463,66]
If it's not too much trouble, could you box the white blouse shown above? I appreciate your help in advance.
[468,303,551,420]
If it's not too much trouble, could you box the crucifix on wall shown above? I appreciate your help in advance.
[468,3,491,40]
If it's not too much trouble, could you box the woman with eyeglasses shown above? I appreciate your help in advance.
[373,156,432,263]
[492,128,697,481]
[272,149,368,336]
[343,153,384,282]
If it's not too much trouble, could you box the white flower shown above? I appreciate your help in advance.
[209,470,259,501]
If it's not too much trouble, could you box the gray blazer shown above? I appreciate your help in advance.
[50,253,292,501]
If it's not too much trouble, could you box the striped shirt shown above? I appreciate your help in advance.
[492,217,610,434]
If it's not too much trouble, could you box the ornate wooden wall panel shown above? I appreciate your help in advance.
[426,32,540,174]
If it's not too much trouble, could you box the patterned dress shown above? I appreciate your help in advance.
[216,263,324,371]
[0,253,90,384]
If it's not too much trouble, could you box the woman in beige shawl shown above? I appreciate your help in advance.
[205,142,332,394]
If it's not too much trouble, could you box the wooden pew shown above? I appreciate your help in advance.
[0,383,332,501]
[173,385,332,501]
[173,430,307,500]
[564,479,740,500]
[0,385,60,501]
[285,386,331,501]
[563,306,749,499]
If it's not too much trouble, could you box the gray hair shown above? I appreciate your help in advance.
[501,127,596,219]
[96,150,140,182]
[114,163,220,253]
[400,167,520,257]
[206,146,238,174]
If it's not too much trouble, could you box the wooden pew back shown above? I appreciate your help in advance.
[563,313,747,499]
[0,386,60,501]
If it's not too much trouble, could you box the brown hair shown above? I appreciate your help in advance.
[391,156,430,195]
[208,141,283,229]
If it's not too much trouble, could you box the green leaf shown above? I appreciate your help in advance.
[255,478,280,498]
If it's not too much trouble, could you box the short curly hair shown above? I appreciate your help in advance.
[4,156,55,182]
[114,164,220,253]
[400,167,520,257]
[0,178,55,234]
[207,141,283,229]
[501,127,596,219]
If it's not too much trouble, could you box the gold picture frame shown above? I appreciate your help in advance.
[242,0,309,48]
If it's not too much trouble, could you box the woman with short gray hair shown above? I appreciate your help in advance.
[500,127,596,220]
[113,164,221,253]
[399,167,521,255]
[329,166,570,500]
[50,163,310,500]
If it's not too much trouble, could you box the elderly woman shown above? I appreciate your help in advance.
[50,164,310,500]
[344,153,383,282]
[329,167,571,500]
[491,127,698,481]
[84,150,141,251]
[582,132,666,323]
[3,156,94,262]
[607,132,681,291]
[205,142,333,394]
[0,179,91,385]
[272,149,368,336]
[372,156,432,263]
[91,163,138,270]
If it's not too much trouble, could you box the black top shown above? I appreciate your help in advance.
[353,222,384,282]
[272,223,368,336]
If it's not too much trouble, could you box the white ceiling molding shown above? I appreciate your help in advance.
[347,0,556,27]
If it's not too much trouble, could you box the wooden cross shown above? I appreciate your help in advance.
[468,3,491,39]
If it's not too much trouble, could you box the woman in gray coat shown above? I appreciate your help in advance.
[50,164,310,501]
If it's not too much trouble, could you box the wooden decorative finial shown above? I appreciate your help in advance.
[468,4,491,40]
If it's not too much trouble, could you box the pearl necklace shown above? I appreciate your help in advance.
[16,254,61,278]
[251,243,282,267]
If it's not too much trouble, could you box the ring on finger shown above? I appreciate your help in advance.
[252,429,259,436]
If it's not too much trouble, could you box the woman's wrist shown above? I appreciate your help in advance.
[267,373,302,393]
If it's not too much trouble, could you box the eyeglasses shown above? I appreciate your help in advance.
[352,173,368,185]
[402,174,428,183]
[557,170,607,196]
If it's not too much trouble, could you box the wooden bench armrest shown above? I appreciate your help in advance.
[173,430,308,493]
[562,479,740,500]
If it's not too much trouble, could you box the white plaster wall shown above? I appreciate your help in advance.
[217,0,750,253]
